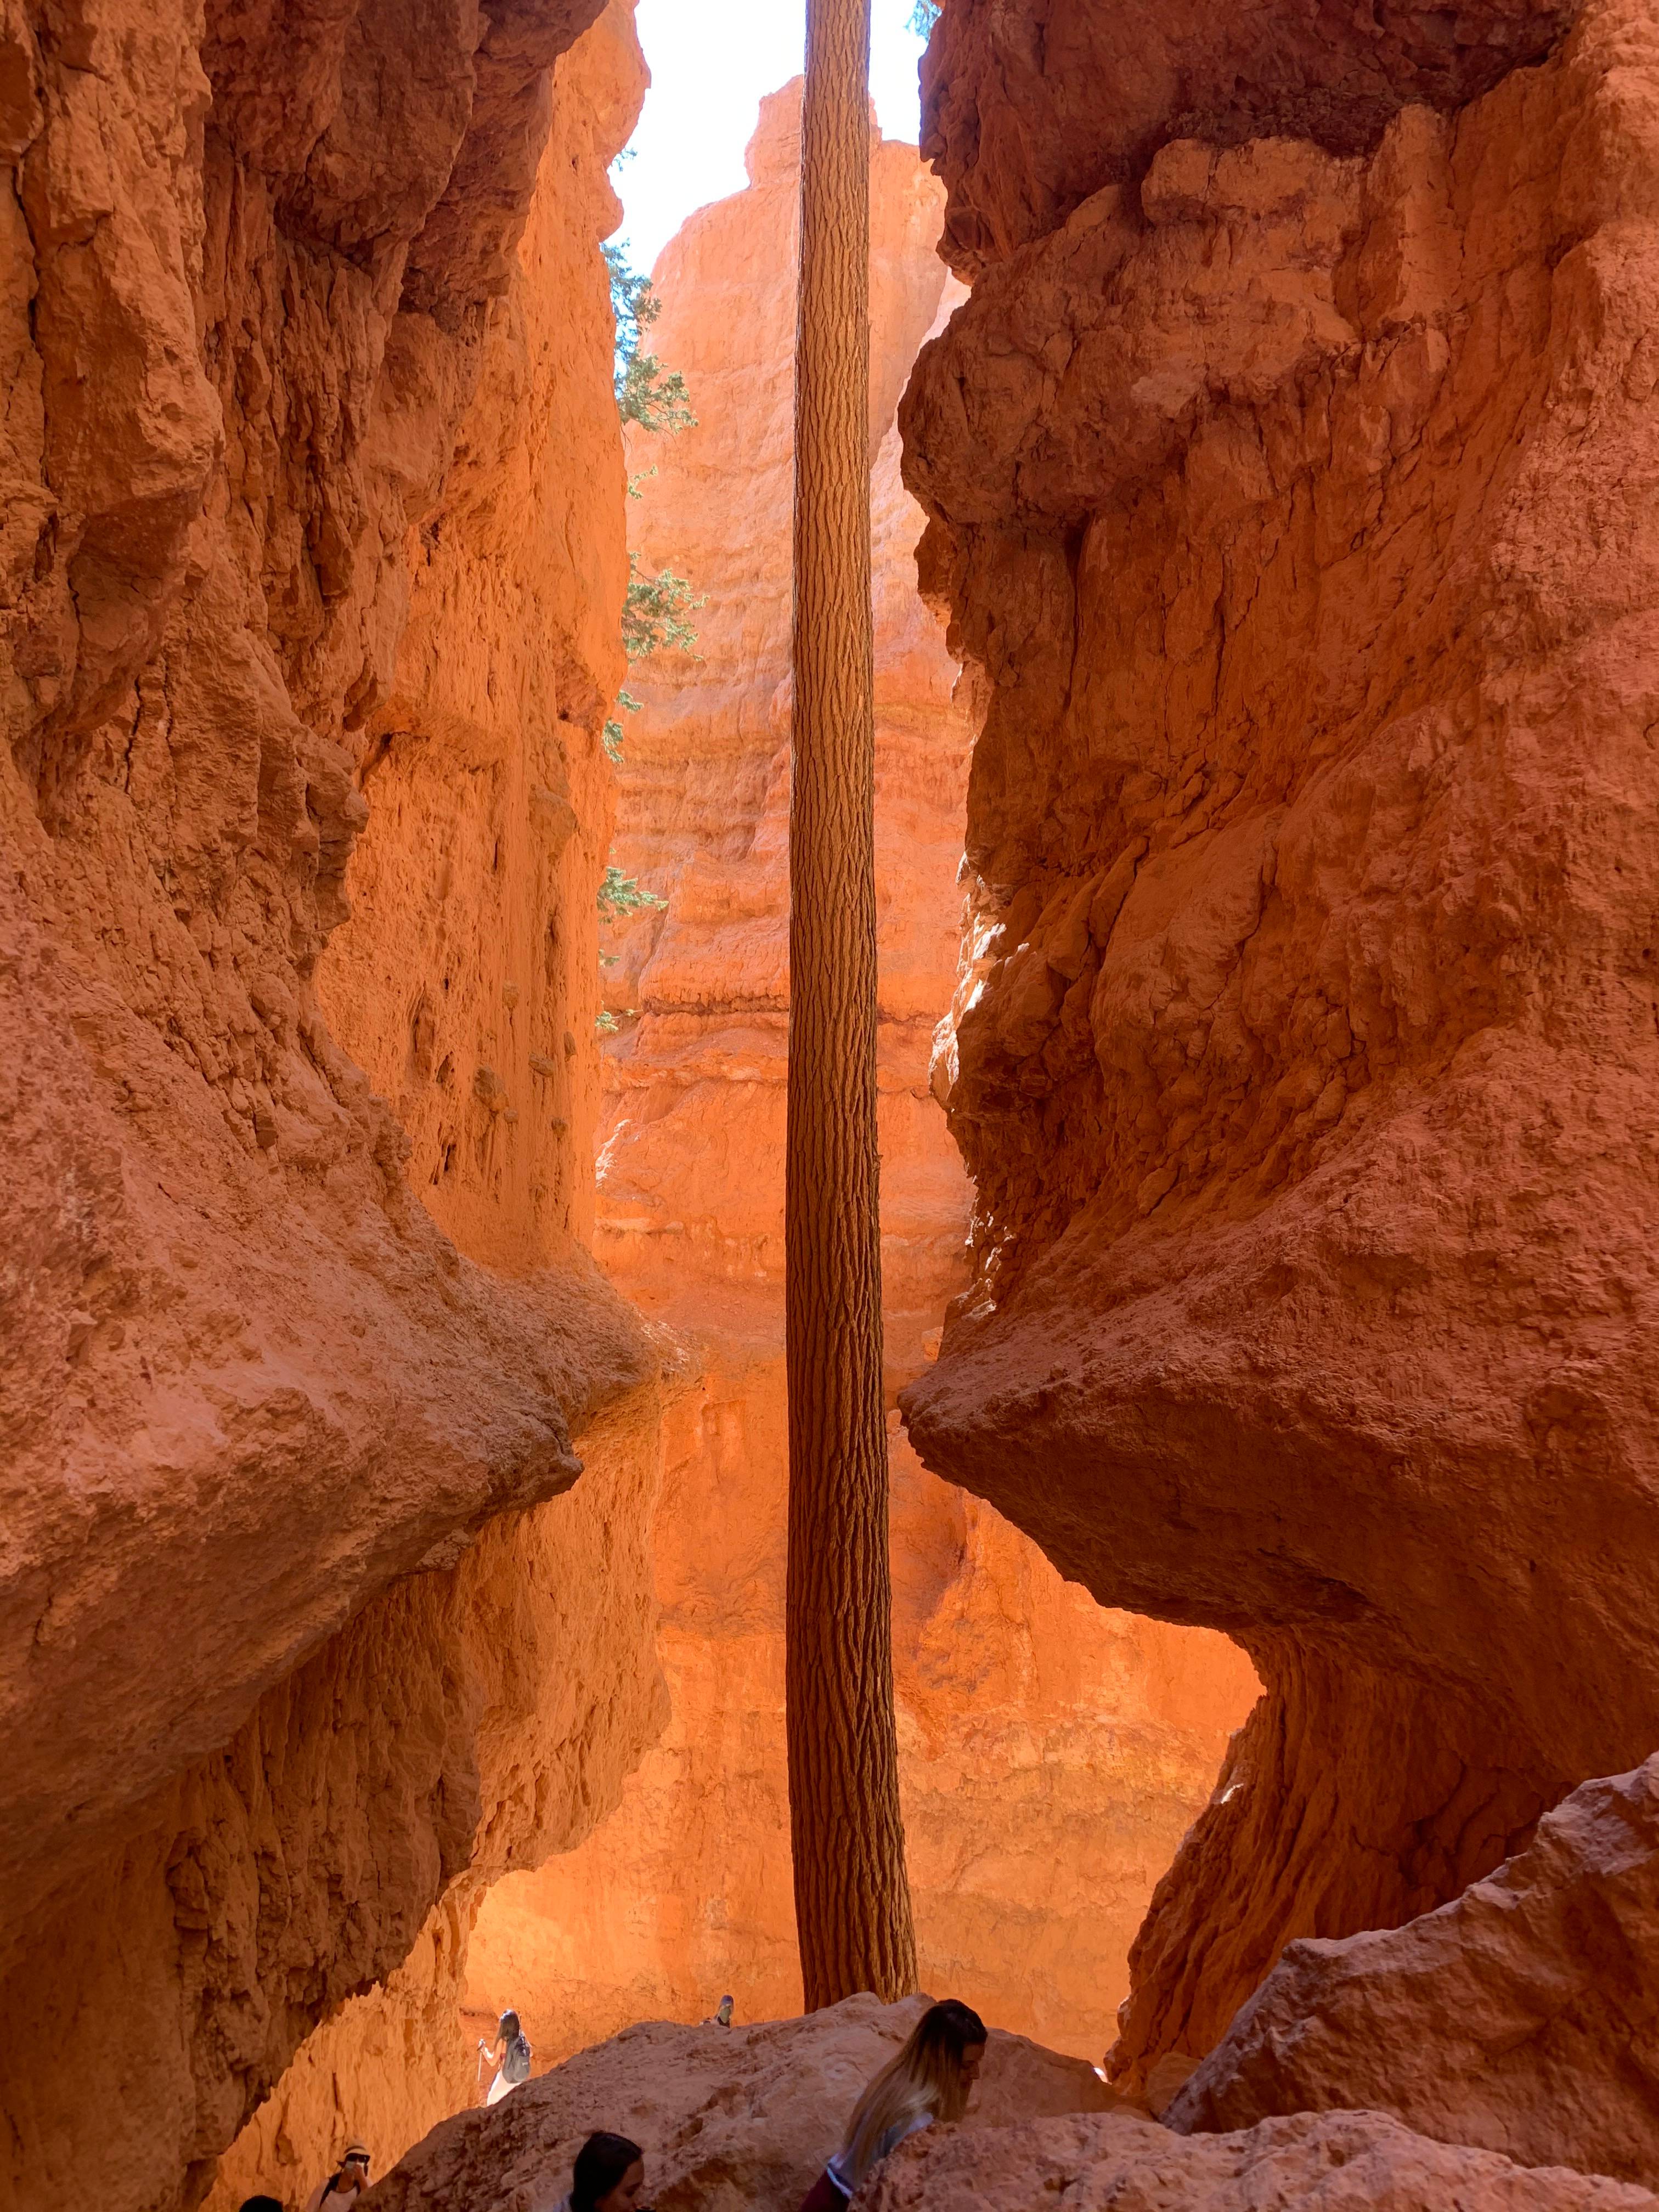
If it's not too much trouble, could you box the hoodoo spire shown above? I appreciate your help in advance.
[785,0,918,2007]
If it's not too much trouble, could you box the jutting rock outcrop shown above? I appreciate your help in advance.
[0,0,670,2204]
[462,83,1259,2067]
[366,1993,1116,2212]
[1167,1754,1659,2187]
[860,2108,1659,2212]
[900,0,1659,2115]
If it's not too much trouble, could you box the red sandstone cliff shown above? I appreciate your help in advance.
[462,84,1259,2068]
[899,0,1659,2104]
[0,2,669,2205]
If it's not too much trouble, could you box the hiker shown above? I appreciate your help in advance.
[302,2142,371,2212]
[479,2008,534,2104]
[797,1999,987,2210]
[558,2130,649,2211]
[701,1994,735,2027]
[239,2199,284,2212]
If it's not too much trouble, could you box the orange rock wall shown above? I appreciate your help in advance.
[464,87,1259,2069]
[199,1386,671,2212]
[315,0,647,1267]
[0,1,669,2205]
[900,0,1659,2091]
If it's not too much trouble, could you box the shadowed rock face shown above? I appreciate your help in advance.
[0,0,667,2203]
[900,0,1659,2098]
[1169,1756,1659,2188]
[859,2106,1659,2212]
[921,0,1575,275]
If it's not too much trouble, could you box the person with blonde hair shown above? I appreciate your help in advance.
[797,1999,987,2210]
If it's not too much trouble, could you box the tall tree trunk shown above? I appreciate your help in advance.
[786,0,918,2011]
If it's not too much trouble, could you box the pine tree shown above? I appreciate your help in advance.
[786,0,918,2011]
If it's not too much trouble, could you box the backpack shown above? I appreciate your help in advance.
[503,2030,532,2085]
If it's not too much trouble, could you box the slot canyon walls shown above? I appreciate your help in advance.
[899,0,1659,2097]
[462,84,1259,2069]
[0,0,674,2205]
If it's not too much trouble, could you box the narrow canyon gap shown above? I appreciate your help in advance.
[787,0,918,2008]
[458,79,1256,2072]
[13,0,1659,2204]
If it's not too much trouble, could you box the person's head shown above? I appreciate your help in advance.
[498,2010,522,2045]
[571,2131,645,2212]
[334,2142,371,2194]
[240,2198,284,2212]
[839,2000,989,2192]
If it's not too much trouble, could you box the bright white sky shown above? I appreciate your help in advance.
[613,0,930,275]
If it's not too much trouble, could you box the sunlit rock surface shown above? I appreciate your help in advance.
[862,2108,1659,2212]
[368,1993,1116,2212]
[1169,1754,1659,2187]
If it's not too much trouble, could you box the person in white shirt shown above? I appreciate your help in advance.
[478,2008,533,2104]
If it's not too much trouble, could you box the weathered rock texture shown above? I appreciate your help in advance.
[901,0,1659,2101]
[206,1888,482,2212]
[464,86,1259,2070]
[366,1993,1117,2212]
[861,2107,1659,2212]
[919,0,1576,274]
[313,0,646,1268]
[1167,1755,1659,2186]
[199,1375,668,2212]
[0,0,667,2204]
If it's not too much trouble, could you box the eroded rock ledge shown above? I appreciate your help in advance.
[900,0,1659,2091]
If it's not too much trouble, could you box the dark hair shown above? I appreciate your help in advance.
[240,2200,284,2212]
[498,2009,521,2041]
[917,1997,986,2065]
[572,2130,642,2210]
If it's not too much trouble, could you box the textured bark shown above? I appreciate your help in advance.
[786,0,917,2006]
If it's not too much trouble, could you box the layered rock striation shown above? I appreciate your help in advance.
[900,0,1659,2102]
[1,0,669,2203]
[462,84,1259,2070]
